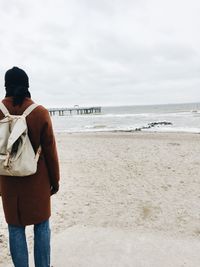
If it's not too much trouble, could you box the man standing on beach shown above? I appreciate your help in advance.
[0,67,60,267]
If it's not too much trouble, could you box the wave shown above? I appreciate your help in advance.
[85,124,107,129]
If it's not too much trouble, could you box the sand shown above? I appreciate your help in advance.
[1,131,200,266]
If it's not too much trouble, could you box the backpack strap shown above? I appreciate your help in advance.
[23,103,42,159]
[23,103,38,117]
[0,102,10,116]
[35,145,42,162]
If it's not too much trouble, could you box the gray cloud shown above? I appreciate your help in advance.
[0,0,200,107]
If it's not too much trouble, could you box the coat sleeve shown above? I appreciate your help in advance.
[39,107,60,191]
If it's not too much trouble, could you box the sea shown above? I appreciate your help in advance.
[51,102,200,133]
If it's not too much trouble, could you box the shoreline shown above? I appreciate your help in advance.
[55,130,200,137]
[54,129,200,135]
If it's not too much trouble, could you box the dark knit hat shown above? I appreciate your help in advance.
[5,67,29,88]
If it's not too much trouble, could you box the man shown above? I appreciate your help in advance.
[0,67,60,267]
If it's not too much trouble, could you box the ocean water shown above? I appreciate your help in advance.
[51,102,200,133]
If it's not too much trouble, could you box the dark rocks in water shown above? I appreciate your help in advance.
[135,128,142,131]
[134,121,172,131]
[148,121,172,127]
[111,121,172,133]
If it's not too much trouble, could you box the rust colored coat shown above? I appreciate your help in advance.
[0,97,60,226]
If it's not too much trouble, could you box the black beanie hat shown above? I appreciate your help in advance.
[5,67,29,88]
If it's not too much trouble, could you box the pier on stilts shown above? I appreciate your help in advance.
[48,106,101,116]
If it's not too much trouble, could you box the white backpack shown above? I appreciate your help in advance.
[0,102,41,176]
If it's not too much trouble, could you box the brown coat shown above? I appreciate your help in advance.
[0,97,60,226]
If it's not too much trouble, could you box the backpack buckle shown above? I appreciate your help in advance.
[4,152,11,168]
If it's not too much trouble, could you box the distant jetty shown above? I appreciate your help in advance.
[48,106,101,116]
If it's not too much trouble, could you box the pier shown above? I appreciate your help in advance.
[48,106,101,116]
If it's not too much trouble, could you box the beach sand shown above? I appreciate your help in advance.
[1,132,200,266]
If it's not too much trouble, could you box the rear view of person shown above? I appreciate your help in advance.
[0,67,60,267]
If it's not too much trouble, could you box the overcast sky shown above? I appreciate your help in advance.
[0,0,200,107]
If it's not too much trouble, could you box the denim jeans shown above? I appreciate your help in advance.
[8,220,51,267]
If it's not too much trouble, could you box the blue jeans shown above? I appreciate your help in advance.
[8,220,51,267]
